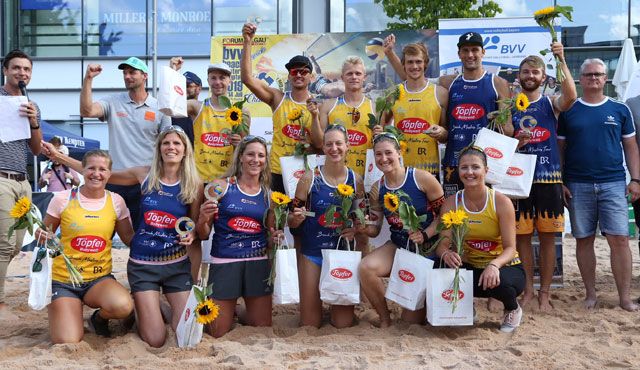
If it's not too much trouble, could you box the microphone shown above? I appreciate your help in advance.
[18,81,29,101]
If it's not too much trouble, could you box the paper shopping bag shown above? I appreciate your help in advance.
[426,268,473,326]
[494,153,537,199]
[319,243,361,306]
[272,248,300,304]
[474,128,518,185]
[364,149,383,192]
[158,66,187,118]
[176,285,204,348]
[28,246,52,311]
[384,247,434,311]
[279,155,326,198]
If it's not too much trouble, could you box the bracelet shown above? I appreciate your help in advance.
[440,250,451,259]
[30,125,40,130]
[630,179,640,184]
[488,262,500,270]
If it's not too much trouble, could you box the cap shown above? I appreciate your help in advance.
[59,145,69,156]
[118,57,149,73]
[457,32,484,48]
[285,55,313,73]
[183,71,202,86]
[207,63,232,75]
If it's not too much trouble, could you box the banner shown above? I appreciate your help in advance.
[211,30,439,143]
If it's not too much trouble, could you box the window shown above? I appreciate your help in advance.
[84,0,147,56]
[212,0,279,36]
[18,0,83,56]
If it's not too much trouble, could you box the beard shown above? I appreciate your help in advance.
[520,78,543,92]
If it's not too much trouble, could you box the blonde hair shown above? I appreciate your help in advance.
[82,150,112,170]
[341,55,365,73]
[402,43,429,65]
[144,128,200,204]
[223,136,271,196]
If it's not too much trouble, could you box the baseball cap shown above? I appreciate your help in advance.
[183,71,202,86]
[118,57,149,73]
[285,55,313,73]
[457,32,484,48]
[208,63,232,75]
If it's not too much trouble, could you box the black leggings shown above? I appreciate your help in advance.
[464,263,525,311]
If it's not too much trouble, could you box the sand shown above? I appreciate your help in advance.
[1,236,639,369]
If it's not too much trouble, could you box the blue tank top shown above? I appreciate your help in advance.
[378,167,432,249]
[210,178,269,259]
[443,72,498,167]
[301,166,356,257]
[130,179,190,264]
[513,96,562,183]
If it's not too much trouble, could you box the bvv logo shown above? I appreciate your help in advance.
[483,35,526,54]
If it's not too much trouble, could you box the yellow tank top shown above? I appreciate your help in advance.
[455,188,520,269]
[54,188,117,282]
[193,98,235,182]
[271,92,312,174]
[391,82,441,175]
[328,96,374,177]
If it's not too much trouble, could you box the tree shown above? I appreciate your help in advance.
[374,0,503,30]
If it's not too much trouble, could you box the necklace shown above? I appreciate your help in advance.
[322,167,346,187]
[464,189,487,212]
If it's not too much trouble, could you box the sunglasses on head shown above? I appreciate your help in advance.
[161,125,186,134]
[324,124,347,134]
[373,132,399,145]
[289,68,311,77]
[242,135,267,144]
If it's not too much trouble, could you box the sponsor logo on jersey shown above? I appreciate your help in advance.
[347,129,367,146]
[228,216,262,233]
[398,118,430,134]
[467,240,498,252]
[200,132,228,147]
[452,104,484,121]
[70,235,107,253]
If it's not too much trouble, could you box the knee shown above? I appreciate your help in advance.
[51,331,83,344]
[102,295,134,319]
[140,330,166,348]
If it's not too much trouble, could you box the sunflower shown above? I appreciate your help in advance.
[383,193,399,213]
[10,196,31,219]
[452,209,468,226]
[287,108,302,121]
[337,184,354,197]
[441,210,455,229]
[533,6,556,17]
[225,106,243,127]
[397,84,406,102]
[399,141,408,155]
[515,93,530,112]
[195,299,220,325]
[271,191,291,205]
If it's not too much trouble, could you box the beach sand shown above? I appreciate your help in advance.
[1,236,639,369]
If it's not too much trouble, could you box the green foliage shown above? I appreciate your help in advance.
[374,0,502,30]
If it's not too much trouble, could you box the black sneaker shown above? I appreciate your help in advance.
[89,310,111,337]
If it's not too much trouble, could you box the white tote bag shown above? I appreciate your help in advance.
[426,268,473,326]
[28,245,52,310]
[384,247,434,311]
[158,66,187,118]
[176,285,204,348]
[272,248,300,304]
[474,127,519,185]
[493,153,537,199]
[279,155,326,198]
[363,149,383,192]
[319,239,361,306]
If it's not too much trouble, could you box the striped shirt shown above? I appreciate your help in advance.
[0,87,41,174]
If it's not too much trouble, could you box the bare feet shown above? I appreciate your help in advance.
[583,295,598,310]
[487,297,503,312]
[519,290,535,309]
[620,300,639,312]
[537,290,554,312]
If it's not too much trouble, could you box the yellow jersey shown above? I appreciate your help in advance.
[54,189,117,282]
[193,98,235,182]
[271,92,312,174]
[327,96,374,177]
[455,188,520,269]
[391,82,441,175]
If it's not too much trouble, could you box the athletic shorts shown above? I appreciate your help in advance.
[515,183,565,234]
[208,259,273,300]
[51,274,115,301]
[127,258,192,294]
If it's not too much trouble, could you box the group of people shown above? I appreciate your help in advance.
[0,22,639,347]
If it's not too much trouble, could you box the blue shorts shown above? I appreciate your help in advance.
[566,180,629,238]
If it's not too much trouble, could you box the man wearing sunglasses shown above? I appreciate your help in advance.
[80,56,171,229]
[170,57,251,183]
[558,58,640,312]
[241,22,316,193]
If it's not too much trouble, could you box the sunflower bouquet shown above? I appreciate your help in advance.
[367,84,404,131]
[9,196,83,286]
[323,184,366,246]
[533,5,573,84]
[383,190,429,255]
[219,95,249,137]
[488,92,530,131]
[432,209,469,313]
[267,191,292,285]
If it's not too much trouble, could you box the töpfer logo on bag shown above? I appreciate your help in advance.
[144,210,177,228]
[184,307,191,321]
[398,269,415,283]
[441,289,465,302]
[347,129,367,146]
[282,124,308,140]
[174,85,184,96]
[507,167,523,176]
[452,104,484,121]
[71,235,107,253]
[398,118,430,134]
[200,132,228,147]
[228,216,262,233]
[330,268,353,280]
[293,169,305,179]
[368,163,374,172]
[484,147,503,159]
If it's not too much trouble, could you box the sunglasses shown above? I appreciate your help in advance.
[351,107,361,125]
[242,135,267,144]
[32,247,47,272]
[460,144,487,158]
[324,124,347,134]
[581,72,606,78]
[161,125,186,134]
[373,132,399,145]
[289,68,311,77]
